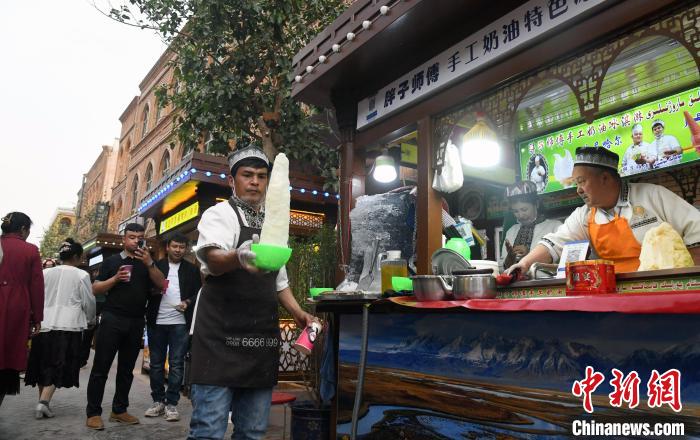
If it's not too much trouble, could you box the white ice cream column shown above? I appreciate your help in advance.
[260,153,290,247]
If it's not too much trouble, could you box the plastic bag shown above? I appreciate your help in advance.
[432,141,463,193]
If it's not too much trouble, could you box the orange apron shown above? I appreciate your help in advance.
[588,208,641,272]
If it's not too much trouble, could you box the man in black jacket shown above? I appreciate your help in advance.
[144,233,201,422]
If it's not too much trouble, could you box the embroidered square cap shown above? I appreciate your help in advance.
[227,146,271,174]
[574,146,619,171]
[505,180,538,198]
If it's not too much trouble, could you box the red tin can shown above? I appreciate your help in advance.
[565,259,616,295]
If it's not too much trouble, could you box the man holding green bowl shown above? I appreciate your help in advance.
[188,142,316,440]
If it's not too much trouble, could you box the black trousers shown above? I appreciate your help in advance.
[86,311,144,417]
[80,302,105,367]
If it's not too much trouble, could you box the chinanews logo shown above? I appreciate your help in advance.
[572,366,682,413]
[570,366,686,437]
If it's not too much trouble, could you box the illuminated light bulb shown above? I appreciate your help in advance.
[362,20,371,30]
[306,65,314,73]
[318,55,326,63]
[332,44,340,52]
[380,5,389,14]
[459,114,501,168]
[372,152,397,183]
[346,32,355,41]
[295,75,302,82]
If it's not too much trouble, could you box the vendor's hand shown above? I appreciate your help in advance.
[294,311,319,330]
[505,259,531,277]
[134,246,153,266]
[30,322,41,337]
[512,245,528,258]
[175,301,188,312]
[115,266,131,283]
[237,235,260,273]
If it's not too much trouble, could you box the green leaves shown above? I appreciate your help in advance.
[111,0,344,188]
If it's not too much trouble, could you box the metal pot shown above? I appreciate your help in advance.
[410,275,453,301]
[451,274,496,299]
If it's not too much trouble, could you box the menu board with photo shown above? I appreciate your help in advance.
[518,86,700,194]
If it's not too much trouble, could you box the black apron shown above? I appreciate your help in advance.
[188,199,280,388]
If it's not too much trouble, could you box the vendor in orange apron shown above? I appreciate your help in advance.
[572,146,641,273]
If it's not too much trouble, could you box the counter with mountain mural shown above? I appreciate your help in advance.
[332,310,700,439]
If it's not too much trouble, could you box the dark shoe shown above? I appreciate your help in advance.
[109,411,140,425]
[86,416,104,430]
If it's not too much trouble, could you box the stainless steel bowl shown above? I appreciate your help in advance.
[452,274,496,299]
[411,275,452,301]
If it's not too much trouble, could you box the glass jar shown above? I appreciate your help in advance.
[380,250,408,293]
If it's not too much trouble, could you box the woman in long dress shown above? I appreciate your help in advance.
[25,238,95,418]
[0,212,44,408]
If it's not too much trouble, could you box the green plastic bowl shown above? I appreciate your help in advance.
[251,243,292,271]
[309,287,333,297]
[392,276,413,292]
[444,237,471,260]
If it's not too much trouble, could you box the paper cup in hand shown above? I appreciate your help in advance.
[293,322,322,355]
[121,265,133,282]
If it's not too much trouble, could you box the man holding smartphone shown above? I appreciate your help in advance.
[86,223,165,430]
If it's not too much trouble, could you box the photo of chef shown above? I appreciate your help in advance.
[527,154,549,193]
[651,119,682,169]
[620,123,655,176]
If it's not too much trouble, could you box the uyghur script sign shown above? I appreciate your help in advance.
[356,0,608,130]
[518,86,700,194]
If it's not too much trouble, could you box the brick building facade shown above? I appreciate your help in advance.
[108,50,183,235]
[75,141,118,242]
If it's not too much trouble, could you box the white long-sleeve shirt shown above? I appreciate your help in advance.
[41,265,96,332]
[539,182,700,262]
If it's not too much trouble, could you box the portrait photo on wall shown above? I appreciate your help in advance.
[526,154,549,194]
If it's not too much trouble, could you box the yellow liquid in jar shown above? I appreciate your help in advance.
[381,260,408,293]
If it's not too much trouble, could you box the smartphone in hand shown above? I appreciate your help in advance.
[137,239,146,249]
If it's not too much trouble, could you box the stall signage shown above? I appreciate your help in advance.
[518,86,700,194]
[159,202,199,234]
[356,0,607,130]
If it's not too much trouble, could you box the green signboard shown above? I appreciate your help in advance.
[518,86,700,194]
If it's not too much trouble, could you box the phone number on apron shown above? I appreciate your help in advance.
[225,337,279,349]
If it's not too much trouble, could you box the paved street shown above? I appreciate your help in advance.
[0,350,309,440]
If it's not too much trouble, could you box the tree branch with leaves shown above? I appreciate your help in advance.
[107,0,348,188]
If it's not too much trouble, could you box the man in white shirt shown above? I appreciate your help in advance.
[505,146,700,275]
[187,144,316,440]
[144,233,201,422]
[651,119,682,168]
[621,123,655,175]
